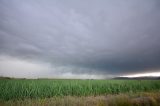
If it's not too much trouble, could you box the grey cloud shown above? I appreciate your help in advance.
[0,0,160,77]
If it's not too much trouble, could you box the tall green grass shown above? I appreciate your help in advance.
[0,79,160,100]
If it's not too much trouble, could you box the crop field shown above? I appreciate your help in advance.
[0,79,160,101]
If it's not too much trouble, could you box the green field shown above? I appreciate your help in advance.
[0,79,160,101]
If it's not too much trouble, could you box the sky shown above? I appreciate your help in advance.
[0,0,160,79]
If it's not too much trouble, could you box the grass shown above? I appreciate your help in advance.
[1,92,160,106]
[0,79,160,101]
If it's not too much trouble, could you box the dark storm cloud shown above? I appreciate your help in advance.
[0,0,160,77]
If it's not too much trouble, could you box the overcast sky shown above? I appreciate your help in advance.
[0,0,160,79]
